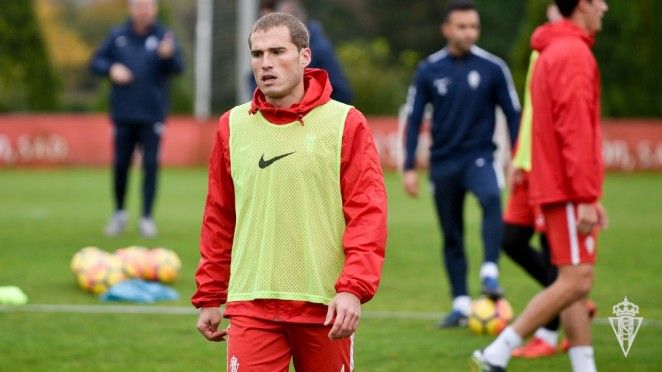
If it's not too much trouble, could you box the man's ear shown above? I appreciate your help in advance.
[300,47,312,68]
[577,0,591,14]
[440,23,449,40]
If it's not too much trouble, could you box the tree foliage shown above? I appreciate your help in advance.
[0,1,58,111]
[1,0,658,117]
[511,0,661,117]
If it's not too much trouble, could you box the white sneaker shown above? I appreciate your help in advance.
[139,217,158,238]
[104,211,128,237]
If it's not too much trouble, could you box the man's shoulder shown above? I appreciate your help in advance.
[229,102,252,114]
[543,37,593,60]
[540,38,595,73]
[470,46,510,72]
[108,22,131,37]
[415,48,450,76]
[424,48,450,66]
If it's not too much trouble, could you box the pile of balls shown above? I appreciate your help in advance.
[70,246,181,295]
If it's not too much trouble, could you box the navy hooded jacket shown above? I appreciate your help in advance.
[90,20,183,124]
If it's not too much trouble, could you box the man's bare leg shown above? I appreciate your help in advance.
[479,264,594,368]
[562,298,596,371]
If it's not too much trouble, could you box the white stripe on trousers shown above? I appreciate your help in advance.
[492,160,505,190]
[565,203,581,265]
[349,333,355,371]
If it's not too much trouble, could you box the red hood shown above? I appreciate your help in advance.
[249,68,333,125]
[531,20,594,52]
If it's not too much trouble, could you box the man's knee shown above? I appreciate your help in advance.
[141,150,159,171]
[443,240,464,257]
[479,192,501,212]
[114,156,132,170]
[557,264,594,298]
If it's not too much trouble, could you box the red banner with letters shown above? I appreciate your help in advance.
[0,114,660,171]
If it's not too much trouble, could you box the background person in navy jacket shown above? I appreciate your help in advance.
[402,0,520,328]
[90,0,183,238]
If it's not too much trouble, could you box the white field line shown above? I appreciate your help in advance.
[0,304,660,328]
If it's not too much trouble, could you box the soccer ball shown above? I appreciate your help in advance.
[76,255,126,295]
[467,297,514,336]
[143,247,181,283]
[115,246,149,278]
[70,246,109,275]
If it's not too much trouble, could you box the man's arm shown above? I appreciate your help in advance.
[494,60,521,146]
[402,63,431,197]
[553,49,600,204]
[158,31,184,75]
[192,112,235,309]
[403,63,431,171]
[90,31,117,76]
[326,108,387,339]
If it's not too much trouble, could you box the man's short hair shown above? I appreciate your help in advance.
[443,0,476,23]
[554,0,584,18]
[250,12,310,50]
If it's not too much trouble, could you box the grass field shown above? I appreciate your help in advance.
[1,168,661,371]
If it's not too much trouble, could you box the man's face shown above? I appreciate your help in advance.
[582,0,608,35]
[250,26,311,100]
[442,10,480,54]
[129,0,158,30]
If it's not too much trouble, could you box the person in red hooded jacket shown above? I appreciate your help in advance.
[192,12,387,372]
[472,1,608,371]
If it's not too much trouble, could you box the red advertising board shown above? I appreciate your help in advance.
[0,114,660,171]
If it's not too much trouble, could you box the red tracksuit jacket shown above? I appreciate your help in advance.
[529,20,604,206]
[191,69,387,323]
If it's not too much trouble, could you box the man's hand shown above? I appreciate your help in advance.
[158,32,175,59]
[576,203,599,235]
[507,165,525,191]
[596,202,608,230]
[196,307,227,342]
[324,292,361,340]
[403,170,419,198]
[109,63,133,85]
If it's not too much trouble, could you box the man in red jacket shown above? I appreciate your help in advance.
[192,13,387,371]
[472,1,608,371]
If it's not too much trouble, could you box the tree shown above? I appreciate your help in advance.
[511,0,661,117]
[0,1,58,111]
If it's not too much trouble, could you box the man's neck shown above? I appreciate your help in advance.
[447,44,471,57]
[132,22,152,35]
[569,13,593,36]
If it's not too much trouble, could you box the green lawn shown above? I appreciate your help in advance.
[1,168,660,371]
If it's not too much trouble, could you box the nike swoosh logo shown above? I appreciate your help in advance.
[258,152,296,169]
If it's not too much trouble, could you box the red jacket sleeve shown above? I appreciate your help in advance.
[553,46,602,203]
[191,112,235,308]
[335,108,387,303]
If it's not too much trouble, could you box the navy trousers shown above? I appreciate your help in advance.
[430,155,503,298]
[112,121,163,218]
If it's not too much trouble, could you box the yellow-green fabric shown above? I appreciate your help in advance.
[512,51,539,171]
[227,100,351,305]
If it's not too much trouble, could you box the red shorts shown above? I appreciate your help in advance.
[226,316,353,372]
[504,172,544,231]
[542,202,598,266]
